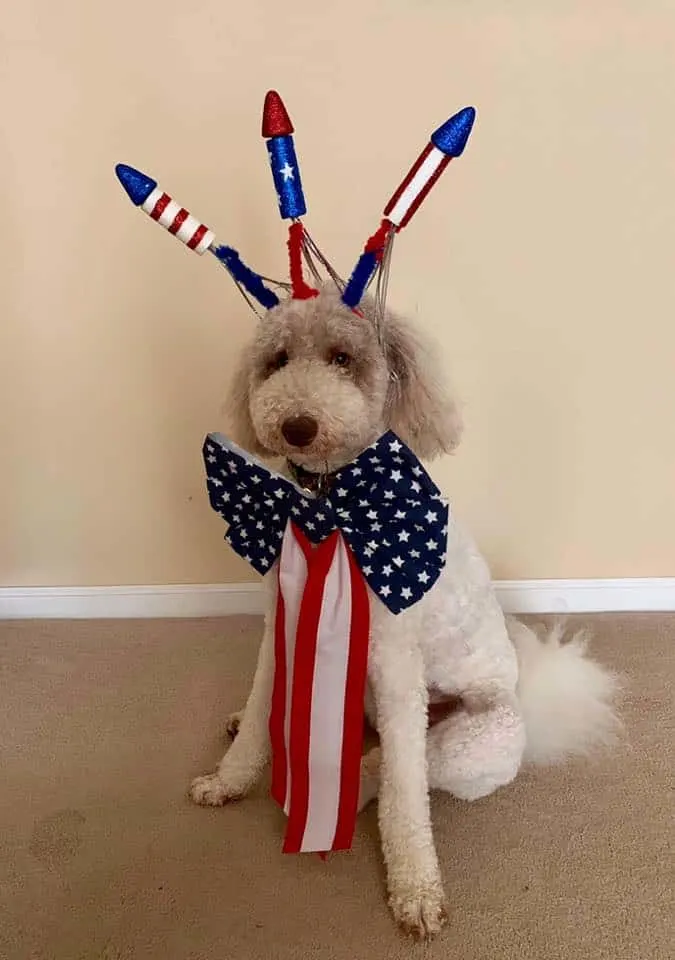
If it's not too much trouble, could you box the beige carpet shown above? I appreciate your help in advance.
[1,614,672,960]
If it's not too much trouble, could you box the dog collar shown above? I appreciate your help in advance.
[286,459,337,497]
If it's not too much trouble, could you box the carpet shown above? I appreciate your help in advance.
[0,614,672,959]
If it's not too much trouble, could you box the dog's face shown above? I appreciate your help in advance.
[228,286,463,471]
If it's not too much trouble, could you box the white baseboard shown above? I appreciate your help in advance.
[1,578,674,620]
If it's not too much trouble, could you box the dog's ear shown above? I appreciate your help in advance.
[226,345,267,455]
[382,311,463,460]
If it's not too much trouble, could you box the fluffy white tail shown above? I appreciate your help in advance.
[507,617,623,765]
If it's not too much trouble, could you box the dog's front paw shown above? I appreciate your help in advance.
[389,882,448,939]
[189,773,242,806]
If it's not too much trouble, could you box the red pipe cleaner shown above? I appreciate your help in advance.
[288,223,319,300]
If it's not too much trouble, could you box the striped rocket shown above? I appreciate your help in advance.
[115,163,214,253]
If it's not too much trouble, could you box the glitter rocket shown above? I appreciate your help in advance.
[115,163,279,310]
[262,91,307,220]
[342,105,476,308]
[115,163,215,254]
[383,106,476,230]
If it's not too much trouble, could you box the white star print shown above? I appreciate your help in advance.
[316,512,325,521]
[412,465,422,476]
[389,439,402,452]
[291,506,300,515]
[393,556,404,567]
[367,510,378,519]
[336,488,347,497]
[242,494,251,504]
[382,565,393,576]
[206,444,214,453]
[398,530,410,542]
[363,565,373,576]
[395,509,406,519]
[280,162,294,180]
[390,470,403,482]
[426,540,438,550]
[352,467,362,476]
[379,585,392,597]
[371,522,382,532]
[227,460,237,471]
[418,571,430,584]
[384,490,394,500]
[411,481,421,493]
[210,477,223,487]
[207,455,216,464]
[367,540,378,551]
[401,587,412,600]
[410,549,420,558]
[425,510,438,523]
[306,521,315,530]
[260,557,270,568]
[251,475,262,484]
[274,488,285,499]
[256,521,265,530]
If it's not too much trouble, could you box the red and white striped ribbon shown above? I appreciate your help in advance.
[141,187,215,254]
[270,522,370,854]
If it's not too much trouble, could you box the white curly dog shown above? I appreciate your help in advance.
[190,287,620,938]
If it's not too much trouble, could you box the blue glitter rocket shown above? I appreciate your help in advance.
[262,90,307,220]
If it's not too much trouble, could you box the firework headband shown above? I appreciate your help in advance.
[115,91,475,331]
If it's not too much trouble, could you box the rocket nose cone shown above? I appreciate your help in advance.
[262,90,294,137]
[430,106,476,157]
[115,163,157,205]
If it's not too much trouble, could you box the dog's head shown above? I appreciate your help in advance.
[227,286,462,471]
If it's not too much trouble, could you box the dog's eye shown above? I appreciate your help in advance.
[331,351,351,368]
[267,350,289,374]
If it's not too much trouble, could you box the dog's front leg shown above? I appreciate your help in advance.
[190,583,275,806]
[370,623,446,938]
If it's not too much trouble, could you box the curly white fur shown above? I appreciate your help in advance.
[190,287,621,939]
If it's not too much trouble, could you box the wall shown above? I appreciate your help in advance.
[1,0,673,587]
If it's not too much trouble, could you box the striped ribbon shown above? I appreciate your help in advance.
[269,522,370,854]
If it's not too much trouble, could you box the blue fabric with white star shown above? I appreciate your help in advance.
[203,431,448,615]
[266,135,307,219]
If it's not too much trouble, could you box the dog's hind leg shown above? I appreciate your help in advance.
[426,695,525,801]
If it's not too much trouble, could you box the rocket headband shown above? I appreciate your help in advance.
[115,91,475,324]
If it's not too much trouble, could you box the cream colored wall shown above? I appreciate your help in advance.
[2,1,674,588]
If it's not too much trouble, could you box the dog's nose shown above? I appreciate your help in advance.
[281,415,318,448]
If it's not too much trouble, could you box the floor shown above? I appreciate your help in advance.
[0,614,673,960]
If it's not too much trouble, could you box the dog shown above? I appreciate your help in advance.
[190,285,621,938]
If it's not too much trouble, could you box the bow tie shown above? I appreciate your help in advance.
[203,431,449,614]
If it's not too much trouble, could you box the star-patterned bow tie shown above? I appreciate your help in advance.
[204,431,449,614]
[203,430,449,856]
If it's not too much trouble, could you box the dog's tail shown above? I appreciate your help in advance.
[507,617,623,765]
